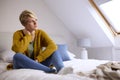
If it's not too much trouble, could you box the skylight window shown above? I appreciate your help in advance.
[89,0,120,35]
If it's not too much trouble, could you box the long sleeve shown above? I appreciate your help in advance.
[35,30,57,62]
[12,30,32,53]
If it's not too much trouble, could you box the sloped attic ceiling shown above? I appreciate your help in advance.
[43,0,114,47]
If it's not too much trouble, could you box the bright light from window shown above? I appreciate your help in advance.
[99,0,120,33]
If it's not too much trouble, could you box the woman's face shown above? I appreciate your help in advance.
[24,17,38,32]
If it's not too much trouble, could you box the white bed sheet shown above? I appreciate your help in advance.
[0,59,109,80]
[0,69,95,80]
[63,59,109,73]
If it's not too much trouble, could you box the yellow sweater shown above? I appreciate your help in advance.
[12,29,57,62]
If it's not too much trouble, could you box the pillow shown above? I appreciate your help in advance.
[0,50,15,63]
[67,51,76,59]
[57,44,70,61]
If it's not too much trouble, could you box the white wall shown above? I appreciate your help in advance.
[88,47,113,60]
[0,0,77,54]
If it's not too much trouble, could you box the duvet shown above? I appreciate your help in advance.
[0,59,109,80]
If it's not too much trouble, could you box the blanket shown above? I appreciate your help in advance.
[1,61,120,80]
[77,62,120,80]
[0,67,94,80]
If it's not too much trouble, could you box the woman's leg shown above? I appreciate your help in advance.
[41,50,64,72]
[13,53,55,73]
[51,50,64,72]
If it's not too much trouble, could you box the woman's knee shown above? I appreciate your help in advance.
[13,53,24,61]
[52,50,60,56]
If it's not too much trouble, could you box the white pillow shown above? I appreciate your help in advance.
[67,51,76,59]
[0,50,15,63]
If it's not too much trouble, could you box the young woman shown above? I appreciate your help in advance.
[11,10,64,73]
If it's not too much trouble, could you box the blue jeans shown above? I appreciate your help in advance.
[13,50,64,73]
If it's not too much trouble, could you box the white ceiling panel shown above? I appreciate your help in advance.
[43,0,113,47]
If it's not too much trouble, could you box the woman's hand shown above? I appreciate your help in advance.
[35,59,38,62]
[23,29,35,42]
[23,29,31,35]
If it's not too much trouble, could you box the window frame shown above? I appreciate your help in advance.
[89,0,119,36]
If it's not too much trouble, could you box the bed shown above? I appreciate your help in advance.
[0,32,120,80]
[0,49,112,80]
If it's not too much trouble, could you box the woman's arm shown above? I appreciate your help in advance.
[12,30,32,53]
[36,30,57,62]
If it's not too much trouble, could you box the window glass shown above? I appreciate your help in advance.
[99,0,120,33]
[90,0,120,35]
